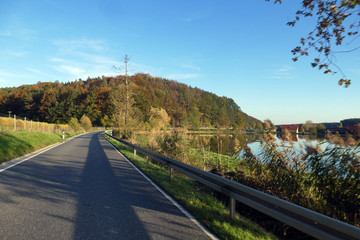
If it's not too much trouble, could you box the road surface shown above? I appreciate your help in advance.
[0,132,212,240]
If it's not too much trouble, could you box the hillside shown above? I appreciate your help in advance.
[0,74,262,129]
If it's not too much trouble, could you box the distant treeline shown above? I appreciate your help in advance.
[0,74,262,129]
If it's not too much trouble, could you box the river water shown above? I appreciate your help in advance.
[187,132,357,158]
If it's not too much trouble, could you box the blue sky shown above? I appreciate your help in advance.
[0,0,359,125]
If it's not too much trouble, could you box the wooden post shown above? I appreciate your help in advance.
[170,167,173,180]
[230,197,236,219]
[14,115,16,131]
[146,156,149,164]
[134,149,136,156]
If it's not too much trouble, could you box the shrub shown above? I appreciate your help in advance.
[68,117,81,131]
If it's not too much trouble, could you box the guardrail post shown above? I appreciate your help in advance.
[170,167,173,180]
[230,197,236,219]
[134,149,136,156]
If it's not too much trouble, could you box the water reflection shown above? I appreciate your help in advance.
[187,133,331,158]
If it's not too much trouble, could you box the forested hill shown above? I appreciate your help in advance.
[0,74,262,129]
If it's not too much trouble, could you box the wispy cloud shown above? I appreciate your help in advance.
[165,73,199,80]
[59,66,85,76]
[76,52,119,66]
[181,11,211,23]
[25,67,42,74]
[53,38,106,53]
[270,65,293,79]
[8,51,27,57]
[0,31,12,37]
[0,28,37,40]
[0,69,14,77]
[180,63,201,71]
[48,55,118,79]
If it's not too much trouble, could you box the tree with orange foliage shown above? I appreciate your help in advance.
[268,0,360,87]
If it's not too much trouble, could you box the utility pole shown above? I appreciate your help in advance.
[112,54,132,128]
[124,54,129,126]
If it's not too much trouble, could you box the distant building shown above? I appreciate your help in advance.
[280,125,298,134]
[346,125,358,134]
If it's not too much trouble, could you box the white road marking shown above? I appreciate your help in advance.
[0,133,85,173]
[104,136,219,240]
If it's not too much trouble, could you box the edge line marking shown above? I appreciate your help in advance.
[104,135,218,240]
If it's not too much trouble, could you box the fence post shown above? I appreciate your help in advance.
[146,156,149,164]
[169,167,173,180]
[31,120,33,130]
[14,115,16,131]
[24,117,26,130]
[230,197,236,219]
[134,149,136,156]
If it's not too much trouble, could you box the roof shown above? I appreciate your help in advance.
[281,125,298,130]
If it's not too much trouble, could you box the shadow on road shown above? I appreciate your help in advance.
[0,132,210,239]
[72,132,151,239]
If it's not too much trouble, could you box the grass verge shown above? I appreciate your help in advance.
[105,134,277,240]
[0,130,81,163]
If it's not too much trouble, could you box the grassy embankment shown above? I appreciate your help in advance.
[0,131,80,163]
[104,134,277,240]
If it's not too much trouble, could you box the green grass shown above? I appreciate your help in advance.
[105,134,277,240]
[0,130,81,163]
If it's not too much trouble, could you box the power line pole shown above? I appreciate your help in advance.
[124,54,129,126]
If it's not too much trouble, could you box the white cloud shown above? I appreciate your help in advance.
[270,65,293,79]
[25,67,42,74]
[165,73,199,80]
[0,28,37,40]
[76,52,119,66]
[59,66,85,76]
[0,69,14,77]
[53,38,106,53]
[0,31,12,37]
[180,63,201,71]
[8,51,26,57]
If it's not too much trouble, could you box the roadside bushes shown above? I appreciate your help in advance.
[68,114,92,132]
[304,143,360,224]
[130,131,360,226]
[236,133,360,226]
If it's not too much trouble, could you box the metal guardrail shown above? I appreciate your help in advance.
[107,134,360,240]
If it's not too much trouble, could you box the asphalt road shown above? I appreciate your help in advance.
[0,132,212,240]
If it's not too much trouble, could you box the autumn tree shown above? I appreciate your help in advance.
[187,106,201,129]
[268,0,360,86]
[264,119,274,130]
[68,117,81,131]
[100,115,113,128]
[317,123,327,134]
[80,114,92,132]
[149,107,170,130]
[304,120,314,132]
